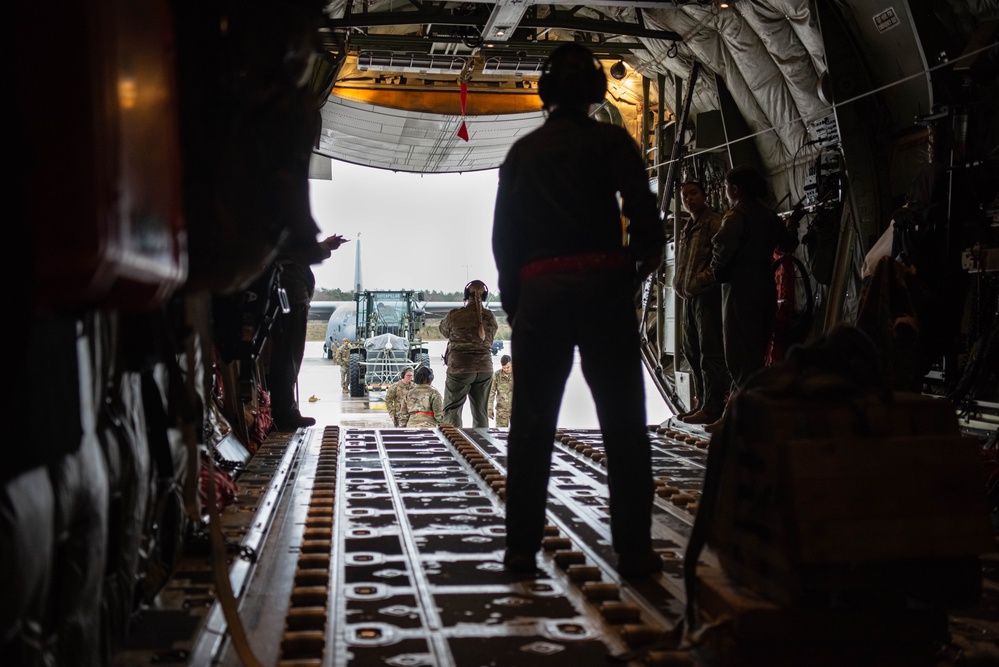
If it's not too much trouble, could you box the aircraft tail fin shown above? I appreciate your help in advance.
[353,233,362,295]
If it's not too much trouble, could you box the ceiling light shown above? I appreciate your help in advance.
[483,0,528,41]
[610,60,627,80]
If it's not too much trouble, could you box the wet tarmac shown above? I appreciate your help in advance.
[297,340,677,429]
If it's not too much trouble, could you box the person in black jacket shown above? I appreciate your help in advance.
[492,43,665,578]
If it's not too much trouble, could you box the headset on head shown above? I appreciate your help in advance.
[463,280,489,301]
[537,43,607,111]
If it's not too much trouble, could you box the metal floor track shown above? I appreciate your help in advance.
[113,423,999,667]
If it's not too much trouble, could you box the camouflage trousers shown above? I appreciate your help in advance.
[340,365,350,389]
[494,410,511,427]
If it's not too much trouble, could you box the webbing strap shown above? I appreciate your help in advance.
[205,450,264,667]
[189,297,264,666]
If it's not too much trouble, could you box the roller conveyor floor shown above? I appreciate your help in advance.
[112,423,999,667]
[228,424,705,666]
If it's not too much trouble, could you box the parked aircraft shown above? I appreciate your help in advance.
[320,298,504,355]
[10,2,999,666]
[315,233,505,354]
[321,302,357,356]
[312,300,504,322]
[317,294,507,355]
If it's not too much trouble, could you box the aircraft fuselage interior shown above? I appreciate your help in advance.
[8,1,999,665]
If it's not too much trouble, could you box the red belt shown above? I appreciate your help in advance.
[415,411,434,416]
[520,252,631,281]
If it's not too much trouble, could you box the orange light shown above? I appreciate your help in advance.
[118,77,138,109]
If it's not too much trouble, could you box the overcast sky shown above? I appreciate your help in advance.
[308,160,501,294]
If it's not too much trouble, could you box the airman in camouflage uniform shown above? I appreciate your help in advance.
[440,280,499,427]
[399,367,446,427]
[336,337,351,393]
[488,355,513,427]
[385,367,414,426]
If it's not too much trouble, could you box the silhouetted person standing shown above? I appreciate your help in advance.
[705,166,788,433]
[439,280,498,427]
[674,180,727,424]
[492,43,665,578]
[268,233,346,430]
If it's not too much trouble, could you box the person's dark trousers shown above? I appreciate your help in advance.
[442,371,493,427]
[504,272,654,558]
[721,281,776,393]
[267,303,309,420]
[681,288,727,415]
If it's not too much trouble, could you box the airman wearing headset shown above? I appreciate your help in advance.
[492,43,665,578]
[438,279,499,427]
[399,366,446,427]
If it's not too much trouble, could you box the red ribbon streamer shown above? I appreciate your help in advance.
[457,81,469,142]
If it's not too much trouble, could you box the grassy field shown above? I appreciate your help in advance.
[306,321,511,342]
[306,321,329,342]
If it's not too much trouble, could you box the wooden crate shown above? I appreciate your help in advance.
[707,391,992,607]
[695,567,949,667]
